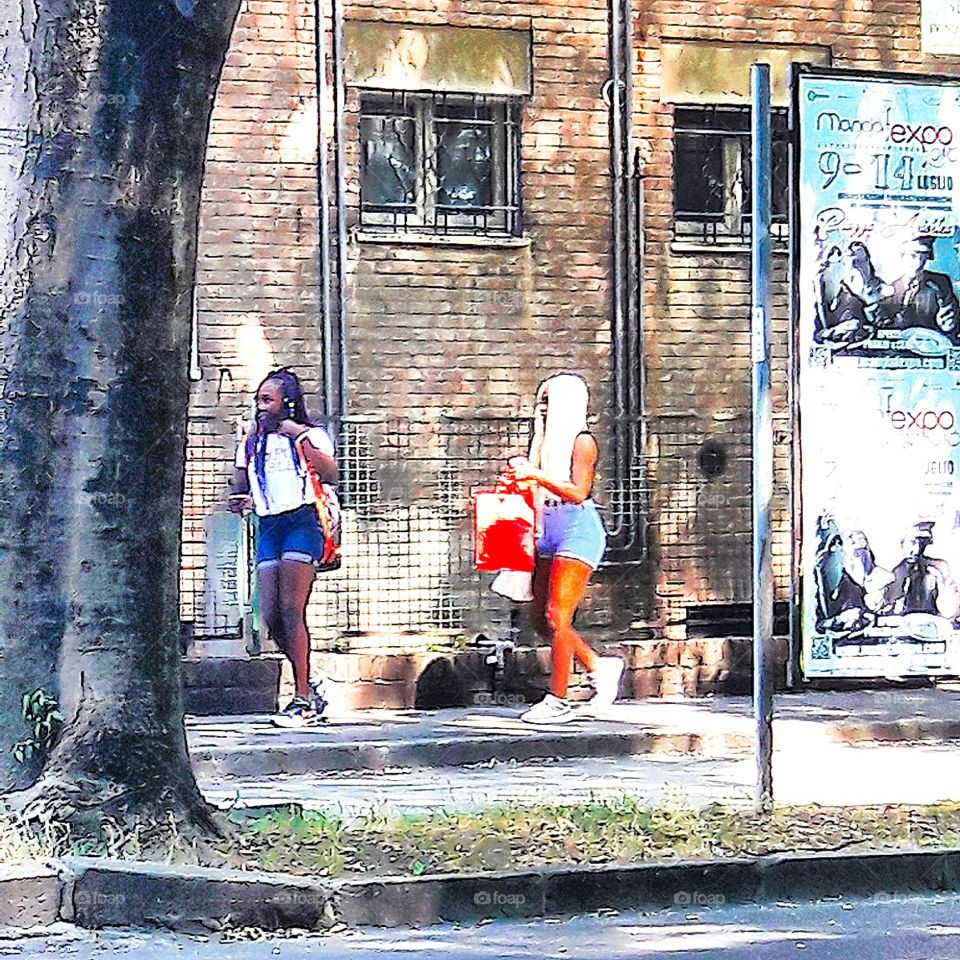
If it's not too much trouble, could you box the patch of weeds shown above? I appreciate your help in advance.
[15,798,960,884]
[198,799,960,880]
[11,689,63,765]
[0,807,71,863]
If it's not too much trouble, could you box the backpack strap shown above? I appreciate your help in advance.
[294,435,340,568]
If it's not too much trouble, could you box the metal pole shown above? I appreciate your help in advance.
[786,62,802,691]
[606,0,628,545]
[314,0,334,420]
[331,0,349,424]
[751,63,774,814]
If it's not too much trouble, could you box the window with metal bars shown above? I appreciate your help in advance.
[673,105,789,245]
[359,92,522,237]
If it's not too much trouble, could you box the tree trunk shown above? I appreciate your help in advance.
[0,0,241,830]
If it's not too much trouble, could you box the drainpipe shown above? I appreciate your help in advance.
[605,0,637,550]
[314,0,334,420]
[634,144,646,526]
[331,0,349,425]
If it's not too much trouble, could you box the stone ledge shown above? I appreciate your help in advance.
[0,862,63,928]
[14,846,960,933]
[184,639,790,716]
[189,726,751,778]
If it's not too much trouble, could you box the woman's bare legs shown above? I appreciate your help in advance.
[278,558,317,700]
[257,563,286,657]
[527,555,554,640]
[531,555,599,698]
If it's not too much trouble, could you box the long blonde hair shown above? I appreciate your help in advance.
[528,373,589,486]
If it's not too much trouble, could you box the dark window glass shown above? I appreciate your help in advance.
[359,94,521,237]
[674,106,789,243]
[675,131,724,218]
[360,108,416,211]
[436,106,494,210]
[771,136,789,220]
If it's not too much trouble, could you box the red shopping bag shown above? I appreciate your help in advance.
[474,472,536,573]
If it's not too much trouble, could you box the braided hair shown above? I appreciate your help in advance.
[249,368,315,510]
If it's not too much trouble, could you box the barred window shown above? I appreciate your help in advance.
[359,92,522,237]
[673,106,789,245]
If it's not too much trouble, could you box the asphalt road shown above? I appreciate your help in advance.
[5,891,960,959]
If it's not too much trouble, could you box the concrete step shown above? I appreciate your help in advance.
[181,656,281,716]
[186,703,754,779]
[178,637,791,719]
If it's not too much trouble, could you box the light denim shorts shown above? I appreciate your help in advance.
[537,500,607,570]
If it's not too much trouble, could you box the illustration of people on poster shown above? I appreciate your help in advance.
[798,69,960,677]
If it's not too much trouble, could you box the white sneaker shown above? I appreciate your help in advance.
[589,656,624,707]
[520,694,574,725]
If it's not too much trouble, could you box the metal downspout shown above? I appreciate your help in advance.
[331,0,349,424]
[314,0,334,419]
[606,0,635,548]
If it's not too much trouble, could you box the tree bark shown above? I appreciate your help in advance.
[0,0,241,830]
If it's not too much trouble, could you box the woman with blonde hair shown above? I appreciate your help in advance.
[509,373,623,724]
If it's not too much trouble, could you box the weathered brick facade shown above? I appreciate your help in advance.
[634,4,960,636]
[183,0,620,653]
[181,0,324,648]
[181,0,960,663]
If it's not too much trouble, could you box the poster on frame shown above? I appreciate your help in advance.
[795,67,960,678]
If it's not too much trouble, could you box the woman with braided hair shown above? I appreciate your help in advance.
[229,369,338,727]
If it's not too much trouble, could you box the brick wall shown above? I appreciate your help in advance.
[341,1,614,420]
[184,0,960,651]
[183,0,623,647]
[181,0,323,638]
[634,4,960,633]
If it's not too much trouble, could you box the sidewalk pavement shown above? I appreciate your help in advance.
[188,685,960,819]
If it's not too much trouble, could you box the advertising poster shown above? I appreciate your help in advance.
[798,69,960,677]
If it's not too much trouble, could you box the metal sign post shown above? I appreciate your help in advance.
[751,63,774,814]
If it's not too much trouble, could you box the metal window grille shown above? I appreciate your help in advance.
[360,92,523,237]
[180,414,652,647]
[673,105,789,245]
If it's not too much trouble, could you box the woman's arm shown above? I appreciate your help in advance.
[278,420,339,485]
[512,433,597,504]
[230,467,250,494]
[299,436,338,485]
[228,467,252,513]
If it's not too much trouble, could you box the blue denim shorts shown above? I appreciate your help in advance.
[256,504,326,567]
[537,500,606,570]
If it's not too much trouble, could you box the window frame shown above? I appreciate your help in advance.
[358,91,523,238]
[672,104,789,247]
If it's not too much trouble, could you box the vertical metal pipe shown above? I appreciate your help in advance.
[621,0,639,553]
[622,0,635,421]
[314,0,334,420]
[751,63,774,814]
[331,0,349,423]
[606,0,628,541]
[634,148,647,555]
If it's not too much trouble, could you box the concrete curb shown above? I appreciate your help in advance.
[831,718,960,744]
[4,846,960,933]
[0,861,63,928]
[189,729,753,777]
